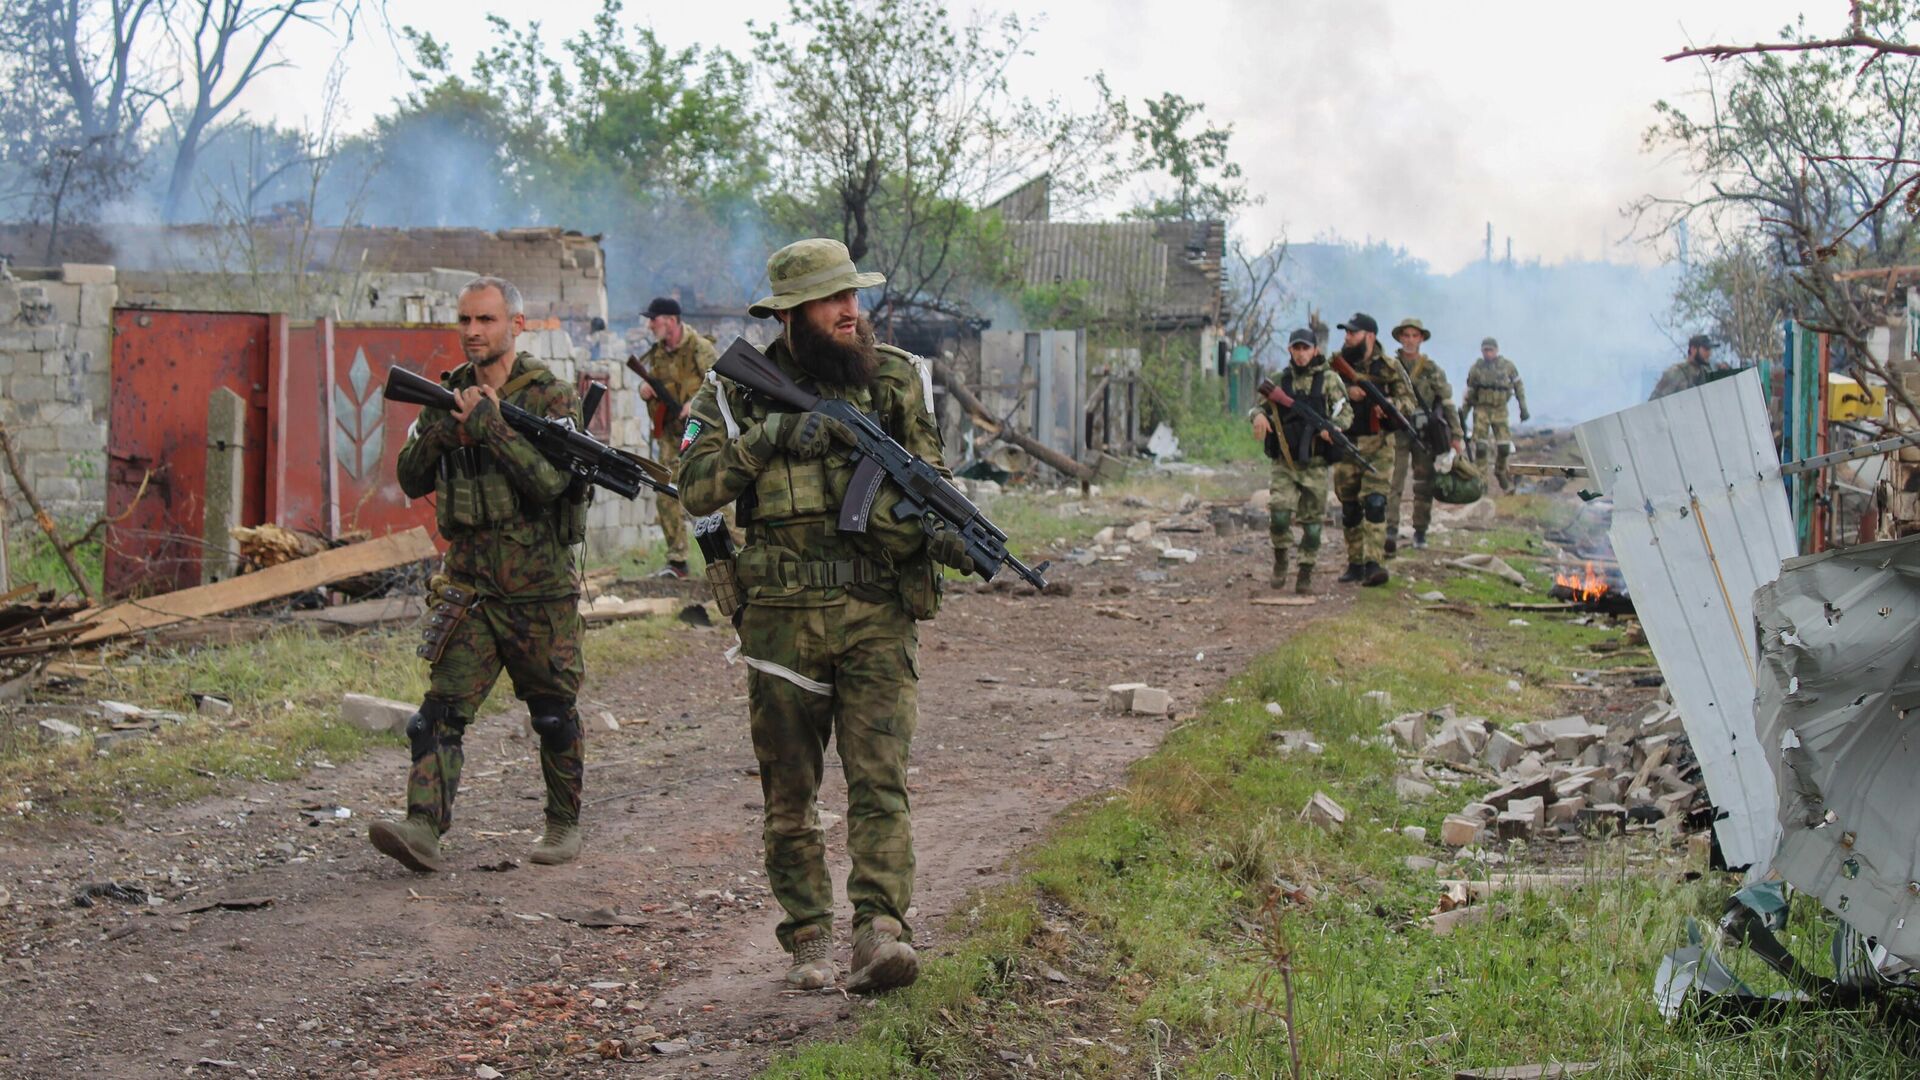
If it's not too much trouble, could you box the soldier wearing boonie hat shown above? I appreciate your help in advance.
[1385,317,1464,551]
[675,238,971,997]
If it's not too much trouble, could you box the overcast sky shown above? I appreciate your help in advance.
[244,0,1816,273]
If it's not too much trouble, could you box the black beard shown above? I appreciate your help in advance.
[1341,341,1368,362]
[788,313,880,387]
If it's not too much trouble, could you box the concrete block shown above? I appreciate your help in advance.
[340,693,414,734]
[1508,796,1547,828]
[1105,682,1149,711]
[62,263,116,285]
[1481,729,1525,772]
[1483,775,1552,811]
[1394,775,1437,801]
[1495,809,1537,840]
[1384,713,1426,749]
[1552,732,1598,761]
[1547,796,1587,824]
[1462,801,1498,822]
[1129,686,1172,715]
[38,718,86,742]
[1440,814,1484,847]
[77,284,115,328]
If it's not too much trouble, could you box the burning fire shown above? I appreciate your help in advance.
[1555,561,1611,603]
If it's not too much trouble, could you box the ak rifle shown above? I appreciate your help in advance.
[384,366,677,500]
[1256,377,1379,475]
[1329,354,1414,436]
[712,337,1050,589]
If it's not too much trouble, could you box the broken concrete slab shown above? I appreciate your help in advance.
[1440,815,1484,847]
[1547,796,1588,824]
[1272,730,1323,754]
[1507,796,1546,828]
[1495,811,1537,840]
[1395,775,1438,801]
[1453,1062,1599,1079]
[1105,683,1149,711]
[1128,686,1172,715]
[1384,713,1426,749]
[1445,553,1528,587]
[1481,730,1525,773]
[340,693,413,735]
[1299,791,1346,831]
[37,718,86,742]
[1123,520,1154,543]
[1483,776,1552,811]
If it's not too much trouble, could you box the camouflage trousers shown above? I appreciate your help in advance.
[1471,410,1513,490]
[1332,433,1395,565]
[655,433,689,563]
[1268,456,1330,568]
[738,596,918,954]
[1385,433,1439,536]
[408,596,586,835]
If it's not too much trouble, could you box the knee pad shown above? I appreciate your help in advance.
[1363,493,1388,523]
[1300,523,1322,547]
[1340,500,1363,528]
[1269,508,1293,534]
[528,696,579,752]
[406,697,460,761]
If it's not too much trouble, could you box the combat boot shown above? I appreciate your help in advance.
[369,815,445,873]
[1361,560,1390,587]
[1270,550,1289,589]
[1337,562,1364,584]
[846,916,919,993]
[1413,528,1428,550]
[529,819,583,865]
[1384,536,1398,559]
[784,924,836,989]
[1294,565,1314,596]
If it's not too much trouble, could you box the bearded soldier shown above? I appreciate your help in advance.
[1651,334,1721,400]
[1461,336,1528,491]
[374,276,589,872]
[675,238,971,994]
[634,297,718,578]
[1251,328,1348,593]
[1386,317,1465,551]
[1331,313,1416,587]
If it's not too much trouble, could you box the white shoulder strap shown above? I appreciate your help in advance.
[912,356,935,415]
[705,370,742,437]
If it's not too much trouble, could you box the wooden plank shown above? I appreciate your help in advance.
[580,596,685,624]
[1250,596,1319,607]
[291,595,428,627]
[68,528,437,645]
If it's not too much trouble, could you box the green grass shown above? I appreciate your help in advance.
[5,513,105,597]
[1,616,678,821]
[765,565,1920,1078]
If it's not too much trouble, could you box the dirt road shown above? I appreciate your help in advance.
[0,495,1350,1078]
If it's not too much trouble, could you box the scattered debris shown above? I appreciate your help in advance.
[37,717,85,742]
[73,881,150,907]
[1453,1063,1599,1079]
[1445,554,1529,588]
[339,693,412,734]
[1299,791,1346,830]
[171,896,278,914]
[1106,683,1170,714]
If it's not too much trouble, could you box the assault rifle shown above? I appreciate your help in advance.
[712,337,1050,589]
[624,355,683,439]
[385,366,677,500]
[1256,377,1379,475]
[1329,354,1414,436]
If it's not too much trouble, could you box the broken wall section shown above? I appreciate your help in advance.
[0,264,116,518]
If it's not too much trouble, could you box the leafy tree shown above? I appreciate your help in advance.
[1102,79,1253,222]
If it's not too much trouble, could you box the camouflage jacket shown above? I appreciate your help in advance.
[395,352,582,602]
[1256,355,1349,464]
[1650,357,1717,400]
[1397,349,1462,437]
[1464,354,1527,419]
[675,338,948,609]
[636,326,718,417]
[1340,342,1418,438]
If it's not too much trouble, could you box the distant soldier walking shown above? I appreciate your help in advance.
[632,297,718,578]
[1252,328,1349,594]
[1386,317,1464,551]
[1461,337,1528,491]
[1330,313,1416,587]
[676,238,972,994]
[373,276,590,872]
[1650,334,1721,400]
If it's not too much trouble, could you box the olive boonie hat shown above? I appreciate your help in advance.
[748,238,886,319]
[1688,333,1714,350]
[1392,317,1431,341]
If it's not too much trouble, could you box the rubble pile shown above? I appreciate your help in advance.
[1383,699,1704,850]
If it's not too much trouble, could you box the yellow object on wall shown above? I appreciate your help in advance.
[1828,372,1885,421]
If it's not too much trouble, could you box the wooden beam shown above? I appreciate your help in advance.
[67,528,438,645]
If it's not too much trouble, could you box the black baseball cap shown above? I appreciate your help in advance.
[644,296,682,318]
[1337,312,1378,334]
[1688,333,1714,350]
[1287,328,1315,347]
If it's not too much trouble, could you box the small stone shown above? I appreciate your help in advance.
[1404,855,1439,872]
[1299,791,1346,830]
[1105,683,1148,711]
[597,711,621,733]
[1394,776,1437,801]
[1440,815,1483,847]
[196,696,234,716]
[1401,825,1427,843]
[37,718,85,742]
[1264,702,1283,717]
[475,1067,504,1080]
[1417,591,1447,602]
[1124,520,1154,543]
[1129,687,1172,715]
[1360,690,1393,710]
[651,1040,690,1056]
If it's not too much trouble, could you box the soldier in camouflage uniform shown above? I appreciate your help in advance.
[634,296,719,577]
[1461,336,1528,491]
[1386,318,1465,551]
[1251,328,1348,594]
[1650,334,1721,400]
[1331,313,1417,587]
[676,238,972,995]
[370,276,590,873]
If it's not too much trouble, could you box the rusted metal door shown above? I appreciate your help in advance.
[106,310,271,595]
[324,323,463,540]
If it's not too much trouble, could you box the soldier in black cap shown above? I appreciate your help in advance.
[1329,313,1416,587]
[634,296,717,576]
[1251,328,1350,593]
[1650,334,1722,400]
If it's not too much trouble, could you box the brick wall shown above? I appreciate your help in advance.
[0,264,115,522]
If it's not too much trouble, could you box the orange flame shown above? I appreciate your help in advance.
[1555,561,1611,602]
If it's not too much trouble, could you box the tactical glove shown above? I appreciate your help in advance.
[1519,408,1531,422]
[923,517,974,572]
[757,411,853,460]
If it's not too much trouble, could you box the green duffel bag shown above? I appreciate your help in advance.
[1430,452,1486,505]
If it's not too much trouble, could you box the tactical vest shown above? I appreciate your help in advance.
[1467,360,1514,409]
[1344,350,1399,437]
[432,360,590,547]
[1275,366,1332,463]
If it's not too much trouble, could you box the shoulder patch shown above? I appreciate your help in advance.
[679,417,704,451]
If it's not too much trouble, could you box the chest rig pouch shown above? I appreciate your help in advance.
[435,447,521,534]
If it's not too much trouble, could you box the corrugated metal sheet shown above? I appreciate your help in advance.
[1754,535,1920,961]
[1574,368,1797,869]
[1003,220,1222,323]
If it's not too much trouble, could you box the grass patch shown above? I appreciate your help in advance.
[766,563,1920,1077]
[5,512,105,597]
[1,616,678,822]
